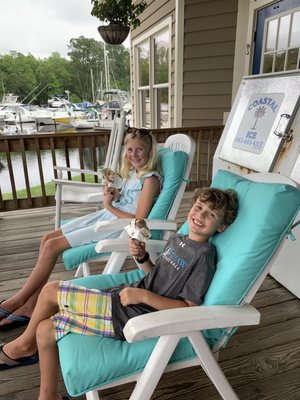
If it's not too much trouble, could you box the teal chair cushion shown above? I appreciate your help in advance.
[178,170,300,345]
[62,147,188,270]
[58,270,197,396]
[148,146,187,239]
[58,170,300,396]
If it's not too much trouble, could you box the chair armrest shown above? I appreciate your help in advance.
[123,304,260,343]
[95,238,166,253]
[94,219,176,253]
[54,166,103,177]
[52,178,105,189]
[94,219,177,232]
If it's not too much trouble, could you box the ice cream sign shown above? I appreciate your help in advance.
[233,93,284,154]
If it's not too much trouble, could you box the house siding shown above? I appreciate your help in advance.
[183,0,238,126]
[130,0,238,128]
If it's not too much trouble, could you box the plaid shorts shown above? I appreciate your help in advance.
[51,281,115,341]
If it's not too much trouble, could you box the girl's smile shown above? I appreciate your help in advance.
[126,138,150,171]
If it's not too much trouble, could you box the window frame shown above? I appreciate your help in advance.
[260,7,300,73]
[132,17,172,128]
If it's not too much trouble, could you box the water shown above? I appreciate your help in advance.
[0,149,83,194]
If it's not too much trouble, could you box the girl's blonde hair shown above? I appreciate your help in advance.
[119,129,160,179]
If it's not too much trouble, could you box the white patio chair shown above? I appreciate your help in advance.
[53,114,126,229]
[61,133,196,277]
[57,169,300,400]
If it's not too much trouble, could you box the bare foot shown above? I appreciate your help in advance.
[0,341,37,364]
[0,305,31,328]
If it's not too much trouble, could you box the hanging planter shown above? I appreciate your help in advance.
[98,24,130,45]
[91,0,147,46]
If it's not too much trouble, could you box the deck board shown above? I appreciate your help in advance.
[0,193,300,400]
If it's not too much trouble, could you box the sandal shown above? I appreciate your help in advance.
[0,343,39,370]
[0,301,10,320]
[0,314,30,331]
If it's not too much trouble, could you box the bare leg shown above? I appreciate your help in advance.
[36,319,61,400]
[0,233,69,326]
[39,229,62,254]
[0,281,60,362]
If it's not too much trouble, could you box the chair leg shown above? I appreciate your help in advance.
[103,253,128,274]
[82,262,91,277]
[55,184,62,230]
[75,264,83,278]
[189,331,239,400]
[129,335,181,400]
[85,389,101,400]
[74,262,91,277]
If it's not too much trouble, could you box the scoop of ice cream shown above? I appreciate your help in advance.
[124,218,151,242]
[101,168,123,189]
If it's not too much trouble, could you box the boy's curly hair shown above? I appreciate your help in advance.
[193,187,238,226]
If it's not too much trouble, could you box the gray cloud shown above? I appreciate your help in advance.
[0,0,111,58]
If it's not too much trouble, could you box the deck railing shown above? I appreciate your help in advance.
[0,126,223,211]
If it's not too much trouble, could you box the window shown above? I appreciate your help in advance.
[134,21,171,128]
[261,8,300,73]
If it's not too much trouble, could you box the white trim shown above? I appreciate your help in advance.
[132,17,172,48]
[174,0,184,127]
[232,0,251,101]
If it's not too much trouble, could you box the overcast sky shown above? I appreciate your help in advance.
[0,0,129,59]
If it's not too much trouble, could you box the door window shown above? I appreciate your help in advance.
[252,0,300,74]
[261,9,300,73]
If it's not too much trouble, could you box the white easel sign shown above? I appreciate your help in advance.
[233,93,284,154]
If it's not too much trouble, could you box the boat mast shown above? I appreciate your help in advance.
[90,68,95,103]
[104,42,110,91]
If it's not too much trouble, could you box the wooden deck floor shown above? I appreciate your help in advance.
[0,194,300,400]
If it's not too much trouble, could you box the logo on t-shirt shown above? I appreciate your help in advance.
[161,246,188,270]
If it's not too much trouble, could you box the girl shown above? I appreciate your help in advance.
[0,129,162,330]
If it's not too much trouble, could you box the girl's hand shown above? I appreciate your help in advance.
[128,238,146,259]
[119,287,146,306]
[103,186,115,208]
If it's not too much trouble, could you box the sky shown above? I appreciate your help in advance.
[0,0,129,59]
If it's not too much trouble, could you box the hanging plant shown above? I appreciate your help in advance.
[91,0,148,44]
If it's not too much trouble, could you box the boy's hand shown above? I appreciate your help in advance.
[119,287,146,306]
[128,238,146,259]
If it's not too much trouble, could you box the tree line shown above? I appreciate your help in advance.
[0,36,130,105]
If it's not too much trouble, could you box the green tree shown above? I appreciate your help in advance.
[67,36,105,102]
[0,35,131,105]
[68,37,130,102]
[0,52,38,102]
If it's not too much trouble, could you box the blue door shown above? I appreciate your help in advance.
[252,0,300,74]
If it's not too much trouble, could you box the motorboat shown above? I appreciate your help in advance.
[0,104,54,124]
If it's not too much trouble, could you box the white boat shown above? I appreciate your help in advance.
[70,117,98,129]
[0,104,54,124]
[0,93,20,107]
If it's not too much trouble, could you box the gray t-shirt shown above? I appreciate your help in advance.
[107,234,216,339]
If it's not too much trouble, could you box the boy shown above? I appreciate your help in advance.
[0,187,238,400]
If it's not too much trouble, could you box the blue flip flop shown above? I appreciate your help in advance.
[0,344,39,370]
[0,301,10,320]
[0,314,30,331]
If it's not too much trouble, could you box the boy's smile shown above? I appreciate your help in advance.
[188,200,226,242]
